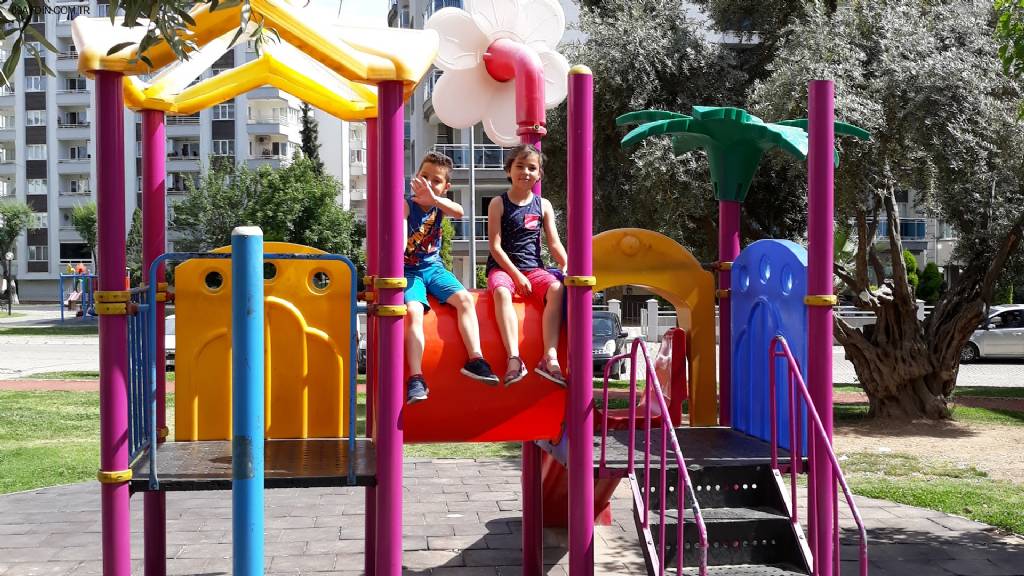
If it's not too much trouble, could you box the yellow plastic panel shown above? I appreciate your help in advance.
[592,229,718,426]
[174,242,353,441]
[72,0,438,88]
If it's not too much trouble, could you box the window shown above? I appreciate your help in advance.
[212,102,234,120]
[61,110,86,126]
[67,145,87,160]
[0,180,10,197]
[28,244,48,261]
[63,76,86,92]
[69,178,88,194]
[30,11,45,24]
[992,310,1024,329]
[212,139,234,156]
[28,178,47,195]
[26,144,47,160]
[25,110,46,126]
[25,41,43,55]
[25,75,46,92]
[30,213,48,229]
[350,149,365,163]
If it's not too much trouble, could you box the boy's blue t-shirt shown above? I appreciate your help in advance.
[405,197,443,270]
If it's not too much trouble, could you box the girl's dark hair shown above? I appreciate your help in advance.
[503,144,545,183]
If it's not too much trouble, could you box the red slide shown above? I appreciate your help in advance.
[401,290,568,443]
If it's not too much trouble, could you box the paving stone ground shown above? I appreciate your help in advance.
[1,459,1021,575]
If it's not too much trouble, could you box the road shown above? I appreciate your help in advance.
[1,331,1021,387]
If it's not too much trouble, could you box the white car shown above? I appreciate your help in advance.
[961,305,1024,363]
[165,315,175,371]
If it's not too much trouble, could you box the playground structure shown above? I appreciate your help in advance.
[74,1,868,576]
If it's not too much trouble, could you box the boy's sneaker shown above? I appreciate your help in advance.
[461,357,500,386]
[406,375,429,405]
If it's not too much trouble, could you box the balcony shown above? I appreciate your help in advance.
[423,68,443,103]
[350,188,367,201]
[874,218,929,241]
[0,86,14,100]
[449,216,488,242]
[59,188,91,197]
[433,144,511,170]
[167,115,200,125]
[425,0,462,20]
[247,115,293,136]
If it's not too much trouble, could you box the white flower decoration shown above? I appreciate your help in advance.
[425,0,570,146]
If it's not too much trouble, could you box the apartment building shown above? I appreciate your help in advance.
[0,1,365,301]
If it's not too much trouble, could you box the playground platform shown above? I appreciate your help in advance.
[1,458,1021,576]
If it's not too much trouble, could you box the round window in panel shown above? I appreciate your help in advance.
[263,262,277,282]
[311,271,331,292]
[737,265,750,291]
[759,255,772,284]
[204,271,224,292]
[780,265,794,295]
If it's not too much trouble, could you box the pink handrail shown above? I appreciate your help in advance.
[769,336,868,576]
[599,337,708,576]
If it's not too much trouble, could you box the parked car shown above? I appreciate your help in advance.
[165,315,175,371]
[357,330,367,374]
[961,305,1024,363]
[593,311,629,378]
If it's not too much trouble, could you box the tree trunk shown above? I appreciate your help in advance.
[835,190,1024,420]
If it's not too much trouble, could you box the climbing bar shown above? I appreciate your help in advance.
[714,261,733,271]
[716,289,731,299]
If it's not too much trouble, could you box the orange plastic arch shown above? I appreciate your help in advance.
[400,290,567,443]
[592,229,718,426]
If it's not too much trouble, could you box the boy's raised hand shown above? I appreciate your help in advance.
[411,176,438,205]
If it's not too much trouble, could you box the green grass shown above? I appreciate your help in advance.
[0,391,101,494]
[841,451,1024,535]
[0,312,26,318]
[25,370,177,382]
[835,402,1024,426]
[837,383,1024,400]
[0,325,98,336]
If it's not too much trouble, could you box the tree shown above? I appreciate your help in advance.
[170,157,361,262]
[71,202,98,267]
[750,0,1024,419]
[903,250,919,294]
[542,0,766,262]
[918,262,943,305]
[440,217,454,271]
[299,102,324,175]
[126,208,143,285]
[0,201,31,295]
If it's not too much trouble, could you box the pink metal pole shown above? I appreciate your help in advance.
[807,80,836,576]
[520,129,546,576]
[374,81,405,576]
[95,70,131,576]
[567,67,595,576]
[718,201,740,426]
[141,109,167,576]
[364,116,379,576]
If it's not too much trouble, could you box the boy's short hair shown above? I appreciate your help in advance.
[503,144,545,183]
[418,151,455,183]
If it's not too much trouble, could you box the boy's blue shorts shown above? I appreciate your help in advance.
[404,263,465,312]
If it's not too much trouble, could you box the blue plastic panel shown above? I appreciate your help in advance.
[731,240,807,451]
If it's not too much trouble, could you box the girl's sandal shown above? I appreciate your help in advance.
[535,357,567,388]
[504,356,528,387]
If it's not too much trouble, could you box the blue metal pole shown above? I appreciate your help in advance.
[232,226,264,576]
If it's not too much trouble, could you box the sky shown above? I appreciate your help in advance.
[309,0,388,27]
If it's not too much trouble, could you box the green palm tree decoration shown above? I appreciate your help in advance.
[616,105,869,426]
[616,106,870,201]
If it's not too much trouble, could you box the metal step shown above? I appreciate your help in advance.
[676,565,808,575]
[636,464,791,513]
[654,507,809,569]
